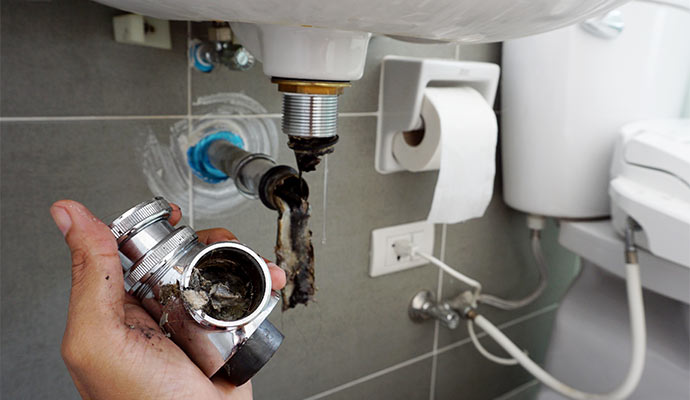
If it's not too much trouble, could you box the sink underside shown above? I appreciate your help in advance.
[93,0,629,42]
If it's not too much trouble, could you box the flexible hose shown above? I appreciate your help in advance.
[473,262,646,400]
[412,247,518,365]
[414,251,482,305]
[478,230,548,310]
[467,320,518,365]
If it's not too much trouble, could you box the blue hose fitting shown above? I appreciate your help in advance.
[187,131,245,183]
[190,42,214,73]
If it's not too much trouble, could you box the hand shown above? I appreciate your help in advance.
[50,200,286,400]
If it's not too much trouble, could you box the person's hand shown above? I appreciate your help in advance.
[50,200,286,400]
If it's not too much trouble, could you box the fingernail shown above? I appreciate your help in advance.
[50,206,72,236]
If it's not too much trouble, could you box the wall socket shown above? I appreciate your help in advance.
[369,221,435,277]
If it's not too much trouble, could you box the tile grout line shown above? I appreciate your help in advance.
[429,223,448,400]
[338,111,380,117]
[0,112,378,123]
[493,379,539,400]
[302,351,436,400]
[186,21,195,228]
[302,302,558,400]
[186,21,192,118]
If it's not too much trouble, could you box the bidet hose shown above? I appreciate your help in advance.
[472,260,646,400]
[401,220,646,399]
[467,319,518,366]
[478,230,548,310]
[412,251,482,306]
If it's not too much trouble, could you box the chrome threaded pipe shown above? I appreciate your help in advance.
[272,78,348,171]
[281,93,339,138]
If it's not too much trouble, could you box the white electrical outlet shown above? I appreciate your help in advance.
[369,221,435,277]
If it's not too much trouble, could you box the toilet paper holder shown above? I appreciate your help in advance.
[375,56,500,174]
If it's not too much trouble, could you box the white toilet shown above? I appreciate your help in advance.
[500,0,690,398]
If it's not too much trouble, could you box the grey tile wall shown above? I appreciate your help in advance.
[1,121,169,399]
[319,358,434,400]
[1,1,578,399]
[496,381,541,400]
[1,0,188,117]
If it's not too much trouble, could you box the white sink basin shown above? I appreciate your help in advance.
[95,0,630,80]
[95,0,629,43]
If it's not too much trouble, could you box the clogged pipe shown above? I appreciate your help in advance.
[187,132,308,210]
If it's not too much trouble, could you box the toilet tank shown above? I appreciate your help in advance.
[500,0,690,219]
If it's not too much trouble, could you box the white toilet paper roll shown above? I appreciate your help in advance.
[392,86,498,224]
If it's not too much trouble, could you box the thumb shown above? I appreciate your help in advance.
[51,200,125,324]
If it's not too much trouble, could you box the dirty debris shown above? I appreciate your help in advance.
[159,283,181,306]
[273,176,315,310]
[142,327,155,339]
[182,289,209,309]
[158,312,172,337]
[287,135,338,173]
[158,312,168,329]
[156,283,182,336]
[182,262,255,321]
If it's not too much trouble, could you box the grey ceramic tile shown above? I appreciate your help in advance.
[0,120,172,399]
[193,117,442,399]
[436,185,580,347]
[0,0,188,117]
[497,381,540,400]
[457,43,502,65]
[434,308,557,400]
[320,358,433,400]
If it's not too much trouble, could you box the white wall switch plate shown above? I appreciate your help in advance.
[370,221,435,277]
[113,14,172,50]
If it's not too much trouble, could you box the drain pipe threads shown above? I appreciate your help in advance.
[273,78,350,172]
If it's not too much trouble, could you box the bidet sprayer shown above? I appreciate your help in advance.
[109,197,283,385]
[187,131,309,210]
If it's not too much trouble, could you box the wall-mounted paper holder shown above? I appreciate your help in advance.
[375,56,500,174]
